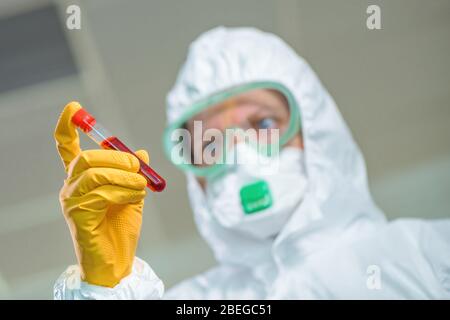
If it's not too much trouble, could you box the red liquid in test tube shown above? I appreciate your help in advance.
[71,108,166,192]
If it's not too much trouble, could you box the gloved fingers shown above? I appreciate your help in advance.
[89,185,147,205]
[55,101,83,172]
[68,149,141,178]
[67,167,147,197]
[61,185,145,218]
[135,149,150,165]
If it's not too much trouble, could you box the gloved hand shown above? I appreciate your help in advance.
[55,101,149,288]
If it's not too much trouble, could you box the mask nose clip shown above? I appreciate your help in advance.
[239,180,273,214]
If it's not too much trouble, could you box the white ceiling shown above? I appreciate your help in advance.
[0,0,49,18]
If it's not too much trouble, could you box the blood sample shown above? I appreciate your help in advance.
[71,107,166,192]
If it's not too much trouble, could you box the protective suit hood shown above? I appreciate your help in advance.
[166,26,386,267]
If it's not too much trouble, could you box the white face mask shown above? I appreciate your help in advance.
[205,143,308,239]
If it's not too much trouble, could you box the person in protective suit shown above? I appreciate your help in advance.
[53,27,450,299]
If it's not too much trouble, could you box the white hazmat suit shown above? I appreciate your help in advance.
[54,27,450,300]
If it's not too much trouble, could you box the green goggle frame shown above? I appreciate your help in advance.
[162,81,302,177]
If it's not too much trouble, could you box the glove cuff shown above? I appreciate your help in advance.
[54,257,164,300]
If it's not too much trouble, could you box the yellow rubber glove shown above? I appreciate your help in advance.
[55,101,149,287]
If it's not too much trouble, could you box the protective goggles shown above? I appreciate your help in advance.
[163,81,301,177]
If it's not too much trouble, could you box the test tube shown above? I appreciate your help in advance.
[71,107,166,192]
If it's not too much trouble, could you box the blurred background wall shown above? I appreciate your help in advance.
[0,0,448,299]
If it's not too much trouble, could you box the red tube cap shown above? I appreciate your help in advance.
[72,108,96,133]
